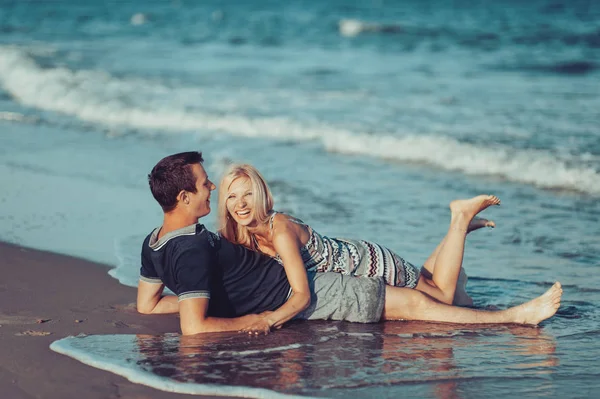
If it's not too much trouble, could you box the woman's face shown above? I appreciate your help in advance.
[226,176,257,227]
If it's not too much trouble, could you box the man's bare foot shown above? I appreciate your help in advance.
[450,195,501,225]
[511,282,562,325]
[467,217,495,234]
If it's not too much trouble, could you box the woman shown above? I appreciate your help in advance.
[218,164,500,332]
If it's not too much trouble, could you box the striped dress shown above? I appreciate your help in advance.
[267,212,420,288]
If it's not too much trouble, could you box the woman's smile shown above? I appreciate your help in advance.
[226,176,257,226]
[236,209,251,217]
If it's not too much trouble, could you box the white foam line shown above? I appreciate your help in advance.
[338,18,402,37]
[217,343,304,357]
[0,111,25,121]
[218,331,347,357]
[0,111,39,123]
[2,45,599,195]
[344,333,375,337]
[322,132,600,195]
[50,336,322,399]
[0,45,324,140]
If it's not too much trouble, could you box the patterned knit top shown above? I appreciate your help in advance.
[257,211,419,288]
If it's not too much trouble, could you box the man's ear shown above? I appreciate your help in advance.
[177,190,189,205]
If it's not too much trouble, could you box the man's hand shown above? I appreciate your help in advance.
[240,319,271,335]
[240,311,273,335]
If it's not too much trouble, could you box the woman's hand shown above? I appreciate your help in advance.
[239,314,274,335]
[238,220,312,335]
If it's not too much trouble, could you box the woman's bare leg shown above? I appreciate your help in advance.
[383,282,562,325]
[421,217,495,277]
[415,195,500,304]
[419,217,495,306]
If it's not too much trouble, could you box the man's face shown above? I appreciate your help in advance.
[187,163,216,218]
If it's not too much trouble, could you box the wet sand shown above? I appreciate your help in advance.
[0,241,226,399]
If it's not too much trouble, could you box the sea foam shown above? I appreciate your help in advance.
[50,335,314,399]
[1,45,599,195]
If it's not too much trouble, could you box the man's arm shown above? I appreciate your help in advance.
[137,280,179,314]
[139,236,177,314]
[179,297,260,335]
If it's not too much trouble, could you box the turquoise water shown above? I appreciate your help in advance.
[52,318,600,398]
[2,0,600,397]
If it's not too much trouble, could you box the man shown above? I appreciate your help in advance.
[137,152,562,335]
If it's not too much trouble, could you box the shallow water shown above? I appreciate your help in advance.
[2,0,599,397]
[52,318,600,398]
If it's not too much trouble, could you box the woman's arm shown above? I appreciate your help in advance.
[240,222,311,334]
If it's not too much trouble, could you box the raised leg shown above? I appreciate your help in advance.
[419,217,495,306]
[415,195,500,304]
[383,282,562,325]
[421,216,495,276]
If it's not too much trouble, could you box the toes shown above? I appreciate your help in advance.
[486,195,501,205]
[551,290,562,299]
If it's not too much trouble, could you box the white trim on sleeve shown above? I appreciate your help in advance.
[139,275,163,284]
[178,291,211,302]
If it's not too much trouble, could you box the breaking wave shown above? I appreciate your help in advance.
[1,45,599,195]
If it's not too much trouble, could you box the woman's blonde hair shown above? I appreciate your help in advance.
[217,164,274,249]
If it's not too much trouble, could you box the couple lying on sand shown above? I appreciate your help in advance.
[137,151,562,335]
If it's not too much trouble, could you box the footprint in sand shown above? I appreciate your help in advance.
[0,314,52,325]
[110,320,143,329]
[109,303,138,313]
[15,330,52,336]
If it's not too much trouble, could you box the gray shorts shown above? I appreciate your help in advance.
[296,272,386,323]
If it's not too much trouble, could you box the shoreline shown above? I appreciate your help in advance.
[0,241,227,399]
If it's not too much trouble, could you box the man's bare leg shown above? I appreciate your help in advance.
[415,195,500,304]
[383,282,562,325]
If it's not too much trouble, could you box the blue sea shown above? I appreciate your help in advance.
[2,0,600,397]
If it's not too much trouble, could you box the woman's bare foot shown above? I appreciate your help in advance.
[467,217,495,234]
[450,195,501,225]
[510,282,563,325]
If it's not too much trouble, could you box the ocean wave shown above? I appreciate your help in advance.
[0,111,40,124]
[337,18,600,50]
[322,133,600,195]
[558,329,600,340]
[338,19,403,37]
[495,60,598,76]
[0,45,323,139]
[1,45,599,195]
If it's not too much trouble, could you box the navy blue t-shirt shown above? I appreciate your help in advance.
[140,224,291,317]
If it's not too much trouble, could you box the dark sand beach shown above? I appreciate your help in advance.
[0,241,227,399]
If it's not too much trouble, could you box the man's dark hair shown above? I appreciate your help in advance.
[148,151,204,212]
